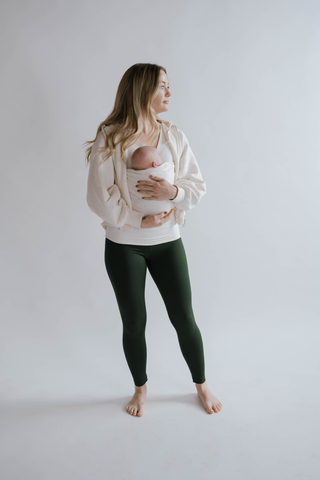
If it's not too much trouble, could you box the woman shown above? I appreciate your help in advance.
[84,63,223,417]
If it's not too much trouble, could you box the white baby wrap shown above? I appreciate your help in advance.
[126,162,175,216]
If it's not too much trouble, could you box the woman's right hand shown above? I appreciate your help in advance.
[140,209,175,228]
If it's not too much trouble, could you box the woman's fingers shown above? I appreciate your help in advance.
[161,209,175,221]
[159,208,172,216]
[141,209,175,228]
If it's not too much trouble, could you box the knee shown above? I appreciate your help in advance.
[121,308,147,336]
[124,322,146,336]
[171,310,197,334]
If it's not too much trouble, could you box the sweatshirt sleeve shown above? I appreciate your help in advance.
[172,129,206,211]
[86,130,144,229]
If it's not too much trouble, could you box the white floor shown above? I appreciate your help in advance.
[1,309,319,480]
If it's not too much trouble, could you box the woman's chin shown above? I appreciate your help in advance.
[158,105,169,114]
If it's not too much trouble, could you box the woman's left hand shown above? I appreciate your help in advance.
[137,175,177,201]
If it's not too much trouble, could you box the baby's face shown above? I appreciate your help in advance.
[132,147,163,170]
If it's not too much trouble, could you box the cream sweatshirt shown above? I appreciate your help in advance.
[86,120,206,232]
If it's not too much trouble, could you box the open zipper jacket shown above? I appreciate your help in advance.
[86,120,206,231]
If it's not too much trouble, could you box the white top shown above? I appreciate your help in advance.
[104,124,181,245]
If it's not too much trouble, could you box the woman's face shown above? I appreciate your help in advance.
[151,70,171,114]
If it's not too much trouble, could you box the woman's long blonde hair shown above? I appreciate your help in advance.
[83,63,168,165]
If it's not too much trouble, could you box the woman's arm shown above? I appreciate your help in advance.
[136,130,206,208]
[171,129,206,211]
[86,131,144,229]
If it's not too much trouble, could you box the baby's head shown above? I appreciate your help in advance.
[131,146,163,170]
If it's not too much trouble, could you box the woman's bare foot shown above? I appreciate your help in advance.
[195,380,223,414]
[126,382,147,417]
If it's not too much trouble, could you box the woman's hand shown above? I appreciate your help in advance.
[140,209,175,228]
[137,175,178,201]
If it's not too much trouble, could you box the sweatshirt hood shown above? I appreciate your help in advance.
[160,120,174,142]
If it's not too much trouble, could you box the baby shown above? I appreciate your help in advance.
[126,146,175,218]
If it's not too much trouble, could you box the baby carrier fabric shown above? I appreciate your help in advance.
[126,162,175,217]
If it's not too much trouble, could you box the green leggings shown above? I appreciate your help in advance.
[104,237,206,387]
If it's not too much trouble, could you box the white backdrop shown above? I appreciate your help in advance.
[1,1,319,479]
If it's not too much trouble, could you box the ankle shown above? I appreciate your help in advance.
[195,380,207,391]
[134,382,147,392]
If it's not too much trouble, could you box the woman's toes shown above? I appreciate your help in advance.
[126,402,144,416]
